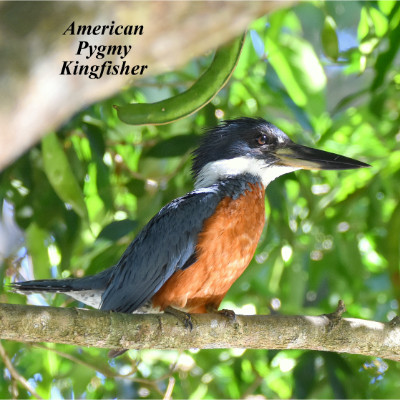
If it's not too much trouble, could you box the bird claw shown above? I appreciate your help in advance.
[218,308,236,322]
[206,305,236,322]
[164,306,193,330]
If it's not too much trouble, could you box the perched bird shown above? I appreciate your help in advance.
[12,118,369,333]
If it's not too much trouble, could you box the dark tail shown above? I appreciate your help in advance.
[11,266,129,358]
[10,267,114,293]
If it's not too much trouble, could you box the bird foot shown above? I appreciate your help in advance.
[218,308,236,321]
[207,306,236,322]
[164,306,193,330]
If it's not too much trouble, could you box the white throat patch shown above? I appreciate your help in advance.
[194,156,299,189]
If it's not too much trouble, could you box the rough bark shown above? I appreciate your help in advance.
[1,303,399,361]
[0,1,291,170]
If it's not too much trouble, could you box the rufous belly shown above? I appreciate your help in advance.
[152,183,265,313]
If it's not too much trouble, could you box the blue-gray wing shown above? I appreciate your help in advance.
[100,187,224,313]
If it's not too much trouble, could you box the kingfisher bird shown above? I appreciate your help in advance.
[12,118,369,337]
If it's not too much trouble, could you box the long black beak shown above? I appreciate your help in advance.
[274,143,370,170]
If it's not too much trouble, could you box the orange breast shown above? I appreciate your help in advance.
[152,182,265,313]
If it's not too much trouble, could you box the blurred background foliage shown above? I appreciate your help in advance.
[1,1,400,398]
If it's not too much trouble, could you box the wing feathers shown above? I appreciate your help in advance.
[100,188,223,312]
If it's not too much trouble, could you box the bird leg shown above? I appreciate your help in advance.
[206,305,236,322]
[164,306,193,330]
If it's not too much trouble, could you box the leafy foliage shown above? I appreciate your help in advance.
[1,1,400,398]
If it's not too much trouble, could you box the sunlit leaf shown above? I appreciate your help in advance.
[322,16,339,60]
[41,132,88,221]
[26,222,51,279]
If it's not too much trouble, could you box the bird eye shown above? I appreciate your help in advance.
[257,134,269,146]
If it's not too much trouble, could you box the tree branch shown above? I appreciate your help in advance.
[1,303,399,361]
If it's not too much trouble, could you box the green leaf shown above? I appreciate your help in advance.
[97,219,137,242]
[146,135,199,158]
[369,7,389,37]
[267,33,326,119]
[322,16,339,60]
[371,20,400,91]
[384,202,400,298]
[41,132,88,221]
[83,123,106,157]
[292,352,316,398]
[82,124,113,211]
[31,168,65,229]
[115,34,246,125]
[378,0,396,16]
[358,6,370,41]
[323,353,351,399]
[26,222,51,279]
[126,178,146,197]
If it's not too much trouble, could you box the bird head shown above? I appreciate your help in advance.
[192,118,369,189]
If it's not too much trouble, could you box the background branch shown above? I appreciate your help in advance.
[1,303,399,362]
[0,1,290,170]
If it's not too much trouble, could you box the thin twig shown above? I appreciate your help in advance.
[31,343,117,378]
[0,341,44,400]
[31,344,165,397]
[31,342,179,397]
[163,377,176,400]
